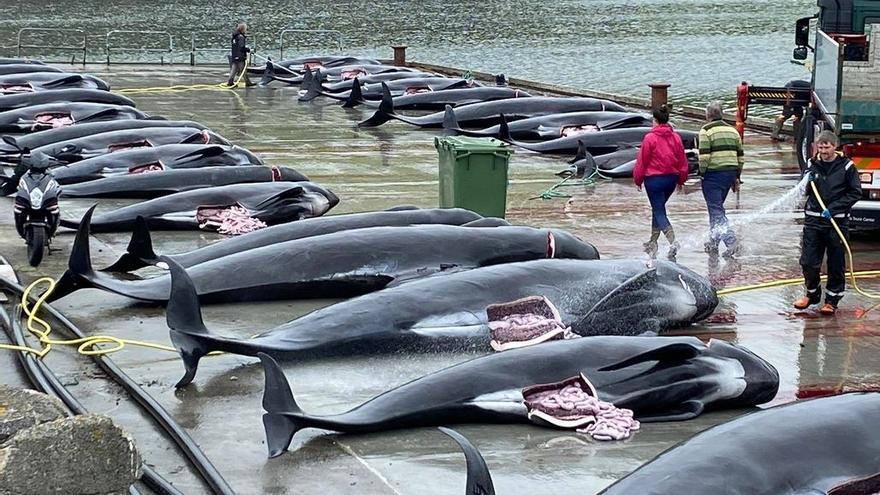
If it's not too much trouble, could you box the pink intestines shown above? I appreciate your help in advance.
[31,114,74,131]
[197,205,267,235]
[488,314,572,344]
[526,381,640,441]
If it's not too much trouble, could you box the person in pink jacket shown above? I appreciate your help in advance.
[632,105,689,259]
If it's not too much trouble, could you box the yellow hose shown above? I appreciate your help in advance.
[718,180,880,299]
[114,53,253,95]
[0,277,180,358]
[808,180,880,299]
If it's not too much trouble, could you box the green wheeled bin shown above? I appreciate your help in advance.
[434,136,513,218]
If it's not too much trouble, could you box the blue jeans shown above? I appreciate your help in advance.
[701,170,738,247]
[644,174,678,231]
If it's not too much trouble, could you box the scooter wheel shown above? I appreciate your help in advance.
[27,226,45,267]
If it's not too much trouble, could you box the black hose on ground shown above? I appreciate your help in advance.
[0,279,235,495]
[0,302,157,495]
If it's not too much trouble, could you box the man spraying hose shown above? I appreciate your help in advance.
[226,23,255,88]
[794,131,862,315]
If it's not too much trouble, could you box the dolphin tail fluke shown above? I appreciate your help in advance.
[358,82,394,127]
[165,257,213,388]
[439,427,496,495]
[341,78,363,108]
[572,140,597,178]
[297,69,323,101]
[258,65,274,86]
[46,205,97,302]
[259,352,304,458]
[570,140,587,164]
[442,105,461,136]
[101,216,158,273]
[498,114,511,142]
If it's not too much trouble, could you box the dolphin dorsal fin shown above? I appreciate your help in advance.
[580,268,658,322]
[175,145,226,162]
[439,427,496,495]
[597,342,701,372]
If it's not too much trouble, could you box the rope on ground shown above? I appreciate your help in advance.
[530,167,611,200]
[0,277,187,358]
[113,54,253,95]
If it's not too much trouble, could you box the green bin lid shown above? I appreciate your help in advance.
[434,136,513,153]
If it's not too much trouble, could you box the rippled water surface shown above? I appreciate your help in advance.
[0,0,815,103]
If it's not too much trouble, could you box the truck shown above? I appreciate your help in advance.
[735,0,880,229]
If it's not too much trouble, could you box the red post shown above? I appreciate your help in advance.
[735,81,749,139]
[391,45,407,67]
[648,83,671,110]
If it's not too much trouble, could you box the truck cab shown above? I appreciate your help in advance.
[795,0,880,228]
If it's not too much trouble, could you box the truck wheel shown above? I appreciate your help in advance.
[27,226,45,267]
[795,114,817,173]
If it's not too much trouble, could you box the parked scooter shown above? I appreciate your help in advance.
[12,149,60,266]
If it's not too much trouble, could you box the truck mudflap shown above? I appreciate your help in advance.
[849,200,880,229]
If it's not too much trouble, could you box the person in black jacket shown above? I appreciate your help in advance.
[793,131,862,315]
[226,23,254,87]
[770,79,810,142]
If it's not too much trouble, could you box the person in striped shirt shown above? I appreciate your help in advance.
[698,102,744,258]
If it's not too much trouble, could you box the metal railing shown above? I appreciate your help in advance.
[16,28,87,64]
[189,31,259,65]
[105,30,173,64]
[8,27,351,65]
[279,29,343,60]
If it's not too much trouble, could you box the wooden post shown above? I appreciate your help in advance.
[648,83,671,110]
[391,45,407,67]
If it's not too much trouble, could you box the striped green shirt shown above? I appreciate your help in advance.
[698,119,744,175]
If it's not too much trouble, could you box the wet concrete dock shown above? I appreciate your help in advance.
[2,64,880,494]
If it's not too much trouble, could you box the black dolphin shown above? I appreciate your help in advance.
[59,182,338,232]
[260,63,419,86]
[300,73,474,102]
[50,220,597,304]
[343,84,531,110]
[445,110,652,140]
[499,117,698,155]
[360,96,626,128]
[0,72,110,94]
[0,102,149,133]
[59,166,307,198]
[247,56,382,75]
[33,127,229,163]
[600,393,880,495]
[0,58,46,66]
[0,88,133,113]
[0,64,62,75]
[254,334,778,456]
[563,141,699,179]
[0,120,207,164]
[105,207,487,272]
[50,144,264,184]
[317,71,438,92]
[165,257,717,386]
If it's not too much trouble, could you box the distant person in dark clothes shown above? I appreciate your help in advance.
[226,23,254,87]
[794,130,861,315]
[770,79,811,141]
[633,104,689,260]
